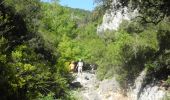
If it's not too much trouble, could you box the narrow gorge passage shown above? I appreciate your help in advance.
[72,71,128,100]
[72,69,167,100]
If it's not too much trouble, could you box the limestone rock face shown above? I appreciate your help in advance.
[138,85,165,100]
[97,0,137,33]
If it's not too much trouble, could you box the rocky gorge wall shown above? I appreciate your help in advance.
[95,0,168,99]
[97,0,137,33]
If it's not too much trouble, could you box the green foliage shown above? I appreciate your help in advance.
[0,0,73,100]
[1,0,170,99]
[5,0,41,32]
[164,91,170,100]
[95,20,161,87]
[39,2,97,77]
[37,93,54,100]
[165,76,170,85]
[58,35,89,61]
[39,3,91,45]
[0,37,7,63]
[2,44,70,99]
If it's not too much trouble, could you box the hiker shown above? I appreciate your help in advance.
[69,61,75,73]
[90,64,95,73]
[77,59,83,75]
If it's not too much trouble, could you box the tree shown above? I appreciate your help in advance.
[0,0,72,99]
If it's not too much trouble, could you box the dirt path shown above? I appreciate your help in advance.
[72,71,129,100]
[71,70,166,100]
[72,71,101,100]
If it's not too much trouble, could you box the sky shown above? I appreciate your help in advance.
[42,0,95,11]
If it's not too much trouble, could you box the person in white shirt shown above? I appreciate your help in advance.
[77,59,83,75]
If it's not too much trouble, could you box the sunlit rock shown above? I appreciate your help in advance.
[97,0,137,34]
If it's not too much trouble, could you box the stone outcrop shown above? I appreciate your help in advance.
[97,0,137,33]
